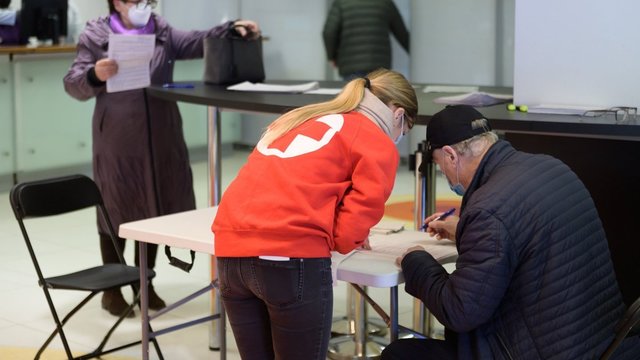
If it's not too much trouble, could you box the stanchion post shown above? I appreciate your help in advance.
[207,106,224,357]
[412,141,436,335]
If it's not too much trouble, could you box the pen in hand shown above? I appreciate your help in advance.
[421,207,456,230]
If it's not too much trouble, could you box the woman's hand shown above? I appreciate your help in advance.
[359,236,371,250]
[423,213,459,243]
[94,58,118,82]
[233,20,260,39]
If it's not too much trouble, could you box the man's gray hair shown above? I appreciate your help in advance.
[451,119,498,157]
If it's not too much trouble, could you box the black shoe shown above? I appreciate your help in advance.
[102,289,135,318]
[148,285,166,311]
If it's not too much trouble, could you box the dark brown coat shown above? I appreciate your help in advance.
[64,15,232,233]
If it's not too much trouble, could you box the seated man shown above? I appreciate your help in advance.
[0,0,22,45]
[382,105,640,359]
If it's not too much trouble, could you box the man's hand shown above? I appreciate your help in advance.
[423,213,459,243]
[395,245,425,266]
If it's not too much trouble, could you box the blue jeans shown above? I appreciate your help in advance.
[218,257,333,360]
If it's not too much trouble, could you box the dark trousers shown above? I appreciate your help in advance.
[218,257,333,360]
[100,233,158,269]
[381,337,457,360]
[382,329,457,360]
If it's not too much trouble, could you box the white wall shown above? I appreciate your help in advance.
[408,0,514,154]
[237,0,330,145]
[240,1,327,81]
[162,0,234,30]
[71,0,107,23]
[410,0,513,86]
[514,0,640,109]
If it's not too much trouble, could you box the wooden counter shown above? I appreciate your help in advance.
[0,44,77,56]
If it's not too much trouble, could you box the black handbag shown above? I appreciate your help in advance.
[203,34,265,85]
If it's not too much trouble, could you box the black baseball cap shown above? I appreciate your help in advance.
[419,105,492,171]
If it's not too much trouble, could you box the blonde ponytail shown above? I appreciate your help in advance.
[260,69,417,146]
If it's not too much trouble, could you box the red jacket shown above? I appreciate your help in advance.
[212,111,399,257]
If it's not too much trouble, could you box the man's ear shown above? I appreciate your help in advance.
[441,145,457,163]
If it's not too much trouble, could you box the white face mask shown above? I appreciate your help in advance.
[128,5,152,28]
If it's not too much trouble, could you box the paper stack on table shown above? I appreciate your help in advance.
[227,81,320,93]
[370,220,405,235]
[423,85,480,93]
[434,92,512,107]
[368,231,456,262]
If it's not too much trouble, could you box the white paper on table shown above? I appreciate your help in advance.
[423,85,479,93]
[107,34,155,93]
[227,81,319,93]
[526,104,593,115]
[433,92,513,107]
[370,220,405,235]
[304,88,342,95]
[367,231,457,262]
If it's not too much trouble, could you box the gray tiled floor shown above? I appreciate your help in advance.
[0,150,450,359]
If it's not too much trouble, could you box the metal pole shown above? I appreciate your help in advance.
[354,287,367,357]
[207,106,224,357]
[412,141,436,335]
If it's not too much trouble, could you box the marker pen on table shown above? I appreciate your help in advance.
[421,207,456,230]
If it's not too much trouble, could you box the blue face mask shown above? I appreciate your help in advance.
[443,152,465,196]
[449,182,465,196]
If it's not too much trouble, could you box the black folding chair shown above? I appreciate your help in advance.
[600,295,640,360]
[10,174,163,359]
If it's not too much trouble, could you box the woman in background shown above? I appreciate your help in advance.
[64,0,259,317]
[212,68,418,359]
[0,0,22,44]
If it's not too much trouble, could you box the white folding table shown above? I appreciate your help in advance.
[119,206,457,359]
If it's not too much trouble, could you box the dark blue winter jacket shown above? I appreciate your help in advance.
[402,140,640,359]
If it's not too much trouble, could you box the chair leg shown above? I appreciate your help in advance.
[36,290,97,359]
[94,295,138,353]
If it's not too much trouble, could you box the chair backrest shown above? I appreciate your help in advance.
[10,174,103,219]
[9,174,126,280]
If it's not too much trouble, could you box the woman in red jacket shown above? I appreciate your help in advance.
[212,68,418,360]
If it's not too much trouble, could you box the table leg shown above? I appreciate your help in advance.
[140,241,149,360]
[354,288,367,356]
[327,285,387,359]
[390,286,398,342]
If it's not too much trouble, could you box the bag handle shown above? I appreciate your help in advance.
[164,245,196,273]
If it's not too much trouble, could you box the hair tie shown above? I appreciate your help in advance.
[362,77,371,89]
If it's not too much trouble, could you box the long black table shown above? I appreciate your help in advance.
[148,80,640,308]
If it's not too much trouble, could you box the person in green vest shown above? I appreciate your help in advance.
[323,0,410,80]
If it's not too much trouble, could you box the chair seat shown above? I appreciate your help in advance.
[41,264,156,292]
